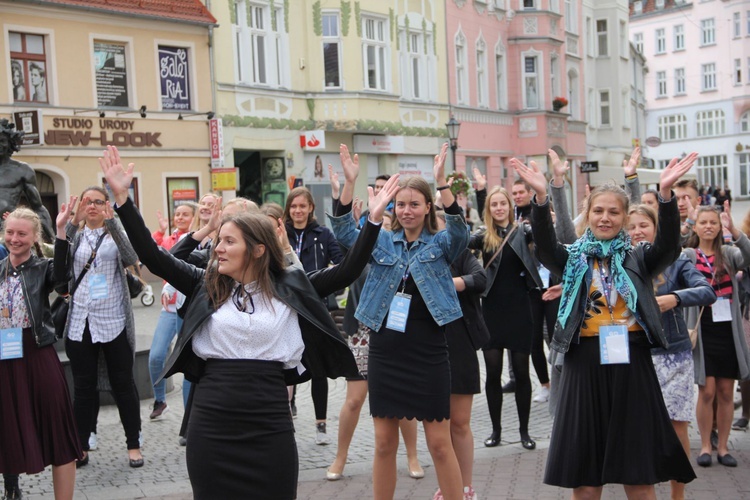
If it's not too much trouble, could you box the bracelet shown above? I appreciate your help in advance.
[685,218,695,226]
[436,185,451,191]
[625,173,638,181]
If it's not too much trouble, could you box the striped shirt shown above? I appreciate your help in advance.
[695,251,732,299]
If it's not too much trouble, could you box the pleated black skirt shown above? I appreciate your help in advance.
[544,336,696,488]
[186,359,298,500]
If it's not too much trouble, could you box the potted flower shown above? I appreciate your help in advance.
[446,171,472,198]
[552,97,568,112]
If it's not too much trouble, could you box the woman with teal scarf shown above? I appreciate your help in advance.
[512,154,698,499]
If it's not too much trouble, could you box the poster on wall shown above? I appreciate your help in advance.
[94,41,129,107]
[13,110,43,146]
[159,46,191,110]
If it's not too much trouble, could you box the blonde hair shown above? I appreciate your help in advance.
[191,192,220,231]
[482,186,515,253]
[3,207,43,256]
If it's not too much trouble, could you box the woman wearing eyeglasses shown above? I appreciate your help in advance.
[62,186,143,468]
[100,146,397,499]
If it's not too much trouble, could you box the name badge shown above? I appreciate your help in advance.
[712,297,732,322]
[88,273,109,300]
[385,292,411,333]
[538,266,551,289]
[0,327,23,360]
[599,324,630,365]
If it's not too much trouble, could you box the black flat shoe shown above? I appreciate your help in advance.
[521,437,536,450]
[76,453,89,469]
[484,431,500,447]
[129,457,144,468]
[717,454,738,467]
[696,453,712,467]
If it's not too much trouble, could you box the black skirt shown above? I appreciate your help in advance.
[544,336,696,488]
[446,320,481,395]
[186,359,298,500]
[700,313,740,380]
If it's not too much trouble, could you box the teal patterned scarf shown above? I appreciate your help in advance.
[557,228,637,329]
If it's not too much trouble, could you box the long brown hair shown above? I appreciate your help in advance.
[204,213,286,309]
[283,187,316,225]
[688,206,728,280]
[390,177,438,235]
[482,186,515,253]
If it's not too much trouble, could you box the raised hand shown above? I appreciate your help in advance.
[339,144,360,183]
[276,217,292,253]
[98,145,134,206]
[720,200,740,239]
[156,210,169,234]
[549,149,569,187]
[71,196,88,226]
[352,197,364,223]
[623,147,641,177]
[510,158,547,202]
[103,201,115,220]
[433,142,450,185]
[368,174,400,223]
[56,195,78,238]
[472,166,487,191]
[659,152,698,199]
[328,164,340,200]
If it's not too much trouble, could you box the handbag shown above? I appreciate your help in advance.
[126,265,145,299]
[51,233,105,338]
[483,224,517,269]
[688,307,705,350]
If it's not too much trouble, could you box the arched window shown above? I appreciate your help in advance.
[740,110,750,133]
[455,30,468,104]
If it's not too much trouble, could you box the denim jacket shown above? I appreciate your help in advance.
[329,204,469,332]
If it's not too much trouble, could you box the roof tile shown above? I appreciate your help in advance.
[38,0,217,25]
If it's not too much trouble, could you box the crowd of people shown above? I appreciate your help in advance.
[1,142,750,500]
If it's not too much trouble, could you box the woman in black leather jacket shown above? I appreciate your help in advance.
[0,202,82,500]
[100,145,396,500]
[514,154,698,499]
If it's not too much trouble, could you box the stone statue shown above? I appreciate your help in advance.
[0,118,54,241]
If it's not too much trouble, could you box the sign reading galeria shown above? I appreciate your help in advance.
[94,41,129,107]
[159,46,191,110]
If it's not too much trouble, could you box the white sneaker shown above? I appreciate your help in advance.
[464,485,478,500]
[315,422,330,445]
[533,385,550,403]
[88,432,98,451]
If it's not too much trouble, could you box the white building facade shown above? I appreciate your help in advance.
[630,0,750,196]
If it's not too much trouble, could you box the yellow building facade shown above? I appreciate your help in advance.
[0,0,216,230]
[213,0,450,216]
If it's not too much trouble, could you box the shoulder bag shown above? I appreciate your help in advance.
[483,225,517,269]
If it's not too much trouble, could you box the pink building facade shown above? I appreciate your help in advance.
[446,0,588,206]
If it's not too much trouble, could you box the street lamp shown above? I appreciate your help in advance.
[445,116,461,172]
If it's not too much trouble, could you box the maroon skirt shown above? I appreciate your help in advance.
[0,328,82,474]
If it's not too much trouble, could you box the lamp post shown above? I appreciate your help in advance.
[445,116,461,172]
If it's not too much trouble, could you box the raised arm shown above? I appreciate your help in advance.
[548,149,577,245]
[721,201,750,270]
[339,144,359,207]
[623,147,641,204]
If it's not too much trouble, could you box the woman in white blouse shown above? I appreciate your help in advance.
[62,186,143,468]
[100,145,398,499]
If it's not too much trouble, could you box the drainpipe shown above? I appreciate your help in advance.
[207,0,217,117]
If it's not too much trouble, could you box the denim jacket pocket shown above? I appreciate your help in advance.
[372,246,399,267]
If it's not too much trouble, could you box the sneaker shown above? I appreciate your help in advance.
[88,432,98,451]
[432,489,444,500]
[315,422,330,445]
[732,417,749,430]
[532,385,550,403]
[464,486,478,500]
[149,401,168,420]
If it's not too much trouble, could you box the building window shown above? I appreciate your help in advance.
[549,0,560,13]
[495,43,507,110]
[585,17,593,57]
[455,32,468,105]
[476,37,488,107]
[657,114,687,141]
[633,32,643,54]
[741,111,750,133]
[656,71,667,98]
[522,55,539,110]
[740,152,750,197]
[9,32,48,103]
[158,46,192,110]
[701,18,715,46]
[675,68,685,95]
[523,0,536,9]
[402,27,434,102]
[599,90,610,126]
[94,41,130,107]
[234,1,288,88]
[673,24,684,51]
[702,63,716,91]
[696,155,728,193]
[696,109,725,137]
[568,68,579,120]
[619,20,627,56]
[362,17,388,91]
[735,59,742,85]
[747,10,750,36]
[596,20,608,57]
[734,12,741,38]
[322,13,341,88]
[655,28,666,54]
[550,54,560,99]
[565,0,576,33]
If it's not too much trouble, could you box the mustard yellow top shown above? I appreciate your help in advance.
[579,262,644,337]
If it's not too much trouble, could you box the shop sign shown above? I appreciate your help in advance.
[94,42,129,108]
[645,136,661,147]
[300,131,325,150]
[209,118,224,168]
[211,168,237,191]
[580,161,599,173]
[13,110,43,146]
[44,117,162,147]
[398,156,434,182]
[353,135,405,154]
[159,46,191,111]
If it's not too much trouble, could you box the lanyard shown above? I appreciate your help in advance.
[294,231,304,257]
[597,259,616,322]
[85,229,104,269]
[696,249,716,281]
[400,245,413,293]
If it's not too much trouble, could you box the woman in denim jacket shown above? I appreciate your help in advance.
[331,143,469,500]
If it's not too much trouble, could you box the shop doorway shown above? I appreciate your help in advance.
[235,149,288,206]
[235,150,262,204]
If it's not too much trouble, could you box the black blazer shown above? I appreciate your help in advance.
[114,198,379,385]
[447,249,490,350]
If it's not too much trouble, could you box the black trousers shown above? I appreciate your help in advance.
[529,290,559,386]
[65,324,141,450]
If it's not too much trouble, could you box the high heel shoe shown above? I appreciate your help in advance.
[484,430,501,447]
[76,452,89,469]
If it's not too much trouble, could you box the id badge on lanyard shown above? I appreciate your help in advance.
[89,273,109,300]
[0,327,23,360]
[596,260,630,365]
[712,297,732,322]
[385,292,412,332]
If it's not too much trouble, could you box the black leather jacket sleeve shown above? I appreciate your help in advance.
[530,196,569,279]
[641,192,681,277]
